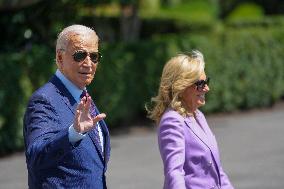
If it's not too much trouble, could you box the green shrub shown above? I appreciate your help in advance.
[0,45,54,155]
[93,26,284,127]
[141,0,218,29]
[226,2,264,23]
[226,15,284,28]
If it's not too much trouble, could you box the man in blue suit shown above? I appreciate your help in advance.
[23,24,111,189]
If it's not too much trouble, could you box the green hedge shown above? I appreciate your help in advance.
[1,26,284,155]
[96,27,284,121]
[0,46,55,154]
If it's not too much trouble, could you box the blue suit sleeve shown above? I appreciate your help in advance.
[24,95,73,170]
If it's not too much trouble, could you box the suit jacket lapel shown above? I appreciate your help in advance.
[185,116,222,178]
[50,75,77,114]
[90,101,111,165]
[184,115,221,168]
[88,121,110,165]
[184,117,211,149]
[88,130,104,162]
[196,113,222,169]
[100,119,111,166]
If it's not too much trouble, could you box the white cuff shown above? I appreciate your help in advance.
[68,124,86,144]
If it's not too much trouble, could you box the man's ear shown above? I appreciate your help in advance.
[56,50,63,69]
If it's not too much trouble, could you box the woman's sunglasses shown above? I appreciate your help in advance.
[194,77,210,91]
[72,50,102,63]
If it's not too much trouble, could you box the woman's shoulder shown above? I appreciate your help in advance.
[195,109,206,119]
[158,108,186,136]
[159,108,185,126]
[162,108,184,118]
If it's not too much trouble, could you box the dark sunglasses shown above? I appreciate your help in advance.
[194,77,210,91]
[72,50,102,63]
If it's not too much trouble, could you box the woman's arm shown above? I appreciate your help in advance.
[158,112,186,189]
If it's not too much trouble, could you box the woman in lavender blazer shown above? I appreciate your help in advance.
[147,50,234,189]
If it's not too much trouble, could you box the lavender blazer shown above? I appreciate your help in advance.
[158,109,234,189]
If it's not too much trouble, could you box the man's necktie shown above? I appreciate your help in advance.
[80,90,102,150]
[80,89,88,100]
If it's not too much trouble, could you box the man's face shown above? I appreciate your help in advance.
[57,33,99,89]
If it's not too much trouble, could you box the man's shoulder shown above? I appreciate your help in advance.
[29,76,60,101]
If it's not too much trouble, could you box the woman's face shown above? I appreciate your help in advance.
[181,72,210,112]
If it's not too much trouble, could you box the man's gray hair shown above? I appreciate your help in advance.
[56,24,98,51]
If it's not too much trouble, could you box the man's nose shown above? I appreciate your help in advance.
[83,55,92,66]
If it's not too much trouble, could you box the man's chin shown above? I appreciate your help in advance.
[84,79,93,86]
[76,79,93,89]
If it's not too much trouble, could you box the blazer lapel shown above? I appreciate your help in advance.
[185,115,221,165]
[50,75,77,114]
[88,130,104,162]
[197,113,222,169]
[89,101,111,165]
[184,117,211,149]
[185,115,222,183]
[100,119,111,166]
[193,111,223,186]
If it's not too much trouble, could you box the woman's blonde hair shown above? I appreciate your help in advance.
[146,50,205,124]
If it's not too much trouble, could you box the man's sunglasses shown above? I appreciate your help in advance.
[72,50,102,63]
[194,77,210,91]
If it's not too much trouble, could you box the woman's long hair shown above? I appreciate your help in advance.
[146,50,205,124]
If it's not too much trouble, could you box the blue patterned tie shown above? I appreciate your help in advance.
[80,89,87,100]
